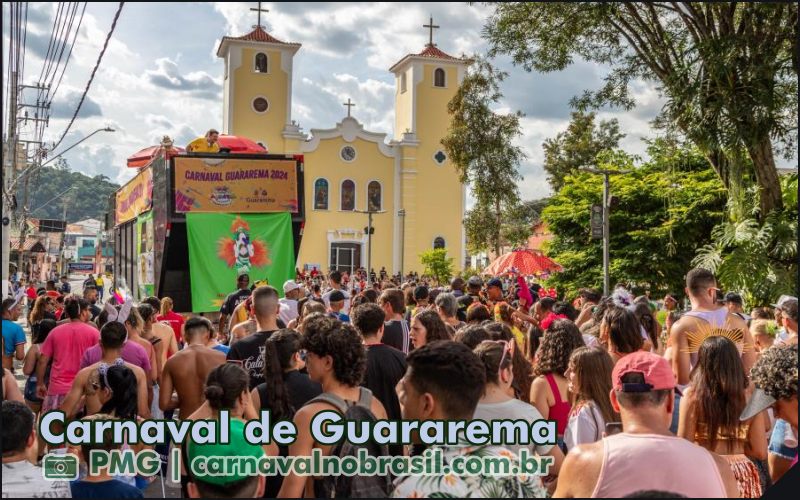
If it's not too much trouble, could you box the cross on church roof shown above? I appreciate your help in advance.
[343,98,355,117]
[423,16,440,47]
[250,1,269,28]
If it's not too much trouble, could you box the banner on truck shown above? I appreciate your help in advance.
[136,212,155,299]
[116,167,153,225]
[174,157,298,213]
[186,212,295,312]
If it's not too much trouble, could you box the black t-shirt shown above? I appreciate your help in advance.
[382,319,409,354]
[220,289,251,316]
[88,303,101,321]
[285,370,322,410]
[226,330,276,389]
[362,344,406,421]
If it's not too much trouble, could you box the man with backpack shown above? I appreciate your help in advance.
[278,315,390,498]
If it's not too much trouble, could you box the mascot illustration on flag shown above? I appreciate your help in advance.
[217,216,269,273]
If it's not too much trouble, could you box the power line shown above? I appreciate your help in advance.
[49,3,87,104]
[50,2,124,151]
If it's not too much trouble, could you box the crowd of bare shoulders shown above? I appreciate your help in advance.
[1,265,797,498]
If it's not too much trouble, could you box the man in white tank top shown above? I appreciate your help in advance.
[553,351,738,498]
[668,268,756,387]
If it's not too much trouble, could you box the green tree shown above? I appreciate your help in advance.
[693,174,797,306]
[543,111,624,191]
[484,2,797,217]
[464,198,547,253]
[541,140,727,299]
[17,160,120,223]
[419,248,454,285]
[443,56,526,256]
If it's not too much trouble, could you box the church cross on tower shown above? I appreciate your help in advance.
[250,2,269,28]
[423,16,439,47]
[343,98,355,117]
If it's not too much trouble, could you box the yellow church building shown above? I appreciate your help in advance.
[215,19,467,276]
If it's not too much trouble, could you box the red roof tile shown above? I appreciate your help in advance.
[232,26,293,44]
[417,44,459,60]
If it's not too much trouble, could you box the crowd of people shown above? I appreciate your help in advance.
[1,265,797,498]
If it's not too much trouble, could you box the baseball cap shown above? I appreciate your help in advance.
[486,278,503,289]
[283,280,300,294]
[772,294,797,309]
[467,275,483,287]
[329,290,346,302]
[739,388,777,422]
[185,418,265,486]
[612,351,676,392]
[723,292,743,305]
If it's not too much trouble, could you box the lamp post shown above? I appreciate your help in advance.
[579,167,631,296]
[356,209,383,286]
[398,209,406,280]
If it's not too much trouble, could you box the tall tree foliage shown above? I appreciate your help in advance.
[484,2,797,217]
[541,140,727,299]
[443,57,526,256]
[16,160,120,223]
[463,198,546,254]
[693,174,797,306]
[543,111,624,191]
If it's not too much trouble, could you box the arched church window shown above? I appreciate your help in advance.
[314,178,329,210]
[255,53,268,73]
[433,237,446,249]
[341,180,355,211]
[434,68,446,87]
[367,181,382,212]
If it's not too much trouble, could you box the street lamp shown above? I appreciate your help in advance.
[355,209,384,286]
[579,167,631,296]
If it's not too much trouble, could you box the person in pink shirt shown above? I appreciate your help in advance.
[554,351,739,498]
[156,296,185,346]
[35,297,100,413]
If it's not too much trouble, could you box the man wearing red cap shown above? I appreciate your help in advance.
[554,351,738,498]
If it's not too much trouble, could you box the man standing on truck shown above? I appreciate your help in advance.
[186,129,220,153]
[219,273,251,343]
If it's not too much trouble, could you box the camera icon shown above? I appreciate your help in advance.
[42,453,79,481]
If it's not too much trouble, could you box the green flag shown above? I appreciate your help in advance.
[186,212,295,312]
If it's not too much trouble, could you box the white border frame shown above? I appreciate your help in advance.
[253,52,270,74]
[339,178,357,211]
[365,179,383,212]
[251,95,270,114]
[312,177,330,211]
[340,144,357,163]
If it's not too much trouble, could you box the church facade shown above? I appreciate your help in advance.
[216,23,466,276]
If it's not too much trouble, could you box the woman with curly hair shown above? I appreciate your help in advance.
[678,336,767,497]
[529,319,585,446]
[278,317,388,498]
[410,308,451,349]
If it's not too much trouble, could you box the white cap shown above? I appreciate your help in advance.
[283,280,301,294]
[772,295,797,309]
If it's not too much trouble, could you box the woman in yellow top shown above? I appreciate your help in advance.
[94,274,104,300]
[186,129,220,153]
[495,302,525,348]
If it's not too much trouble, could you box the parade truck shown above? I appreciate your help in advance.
[108,144,304,313]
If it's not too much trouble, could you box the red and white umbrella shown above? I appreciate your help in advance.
[482,249,563,277]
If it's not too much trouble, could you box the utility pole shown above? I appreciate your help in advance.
[2,70,19,295]
[580,167,631,296]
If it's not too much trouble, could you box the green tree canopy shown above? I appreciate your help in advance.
[419,248,455,285]
[443,56,526,256]
[541,140,727,299]
[484,2,797,217]
[543,111,624,191]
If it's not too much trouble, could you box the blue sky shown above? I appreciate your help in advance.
[4,2,722,201]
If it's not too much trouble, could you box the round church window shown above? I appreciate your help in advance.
[252,96,269,113]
